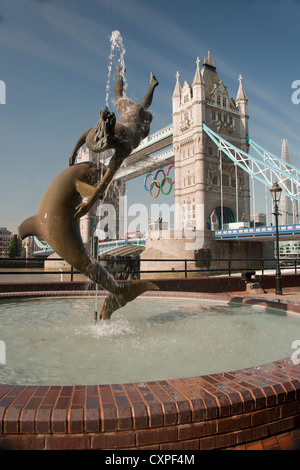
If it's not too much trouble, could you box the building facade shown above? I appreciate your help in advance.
[0,227,12,257]
[172,53,250,233]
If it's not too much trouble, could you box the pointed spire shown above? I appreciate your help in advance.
[236,74,248,102]
[281,138,291,164]
[172,70,181,98]
[203,51,215,67]
[193,57,203,85]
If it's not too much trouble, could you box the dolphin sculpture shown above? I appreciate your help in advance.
[18,161,159,319]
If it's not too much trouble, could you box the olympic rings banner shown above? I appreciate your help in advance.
[144,165,175,198]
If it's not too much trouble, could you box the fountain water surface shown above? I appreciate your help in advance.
[0,295,299,386]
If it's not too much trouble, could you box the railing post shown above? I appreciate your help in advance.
[261,258,264,275]
[228,259,231,276]
[71,266,73,282]
[185,260,187,278]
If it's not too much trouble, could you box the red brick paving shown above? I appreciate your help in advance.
[230,428,300,450]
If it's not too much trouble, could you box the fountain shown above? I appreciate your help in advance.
[18,34,160,321]
[0,295,300,387]
[0,32,299,450]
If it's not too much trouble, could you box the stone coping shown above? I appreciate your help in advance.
[0,289,299,450]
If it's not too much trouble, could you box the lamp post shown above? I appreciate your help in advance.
[270,180,282,295]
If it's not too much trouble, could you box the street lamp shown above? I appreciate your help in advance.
[270,179,282,295]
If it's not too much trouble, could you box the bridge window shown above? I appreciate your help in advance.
[211,111,216,121]
[217,95,221,106]
[223,97,227,108]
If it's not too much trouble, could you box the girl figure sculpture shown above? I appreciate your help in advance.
[69,67,159,219]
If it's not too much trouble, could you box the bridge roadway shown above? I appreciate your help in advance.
[96,224,300,256]
[33,224,300,256]
[113,124,174,181]
[215,224,300,241]
[97,224,300,256]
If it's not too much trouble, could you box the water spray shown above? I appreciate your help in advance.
[105,30,127,108]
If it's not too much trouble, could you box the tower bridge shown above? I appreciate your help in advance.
[32,53,300,268]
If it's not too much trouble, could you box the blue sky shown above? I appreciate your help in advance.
[0,0,300,233]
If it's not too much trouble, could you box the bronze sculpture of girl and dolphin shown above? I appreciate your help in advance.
[18,67,159,319]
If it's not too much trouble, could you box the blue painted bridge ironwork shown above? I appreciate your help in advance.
[215,224,300,241]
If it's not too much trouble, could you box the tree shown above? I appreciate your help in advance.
[8,237,17,258]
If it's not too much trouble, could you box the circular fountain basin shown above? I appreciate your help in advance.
[0,295,299,386]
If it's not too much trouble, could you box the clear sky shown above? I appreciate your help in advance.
[0,0,300,234]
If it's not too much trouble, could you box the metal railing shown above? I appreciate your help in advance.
[0,256,300,280]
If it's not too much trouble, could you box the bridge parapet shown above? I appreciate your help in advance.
[215,224,300,240]
[130,124,173,155]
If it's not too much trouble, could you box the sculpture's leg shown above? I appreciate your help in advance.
[140,73,159,110]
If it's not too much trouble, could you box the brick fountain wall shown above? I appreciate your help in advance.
[0,276,299,450]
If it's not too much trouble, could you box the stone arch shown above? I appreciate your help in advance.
[214,206,236,229]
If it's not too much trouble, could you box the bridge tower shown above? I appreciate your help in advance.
[172,53,250,233]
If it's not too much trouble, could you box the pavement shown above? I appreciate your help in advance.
[238,286,300,304]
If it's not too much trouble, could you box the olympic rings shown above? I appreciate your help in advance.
[149,180,160,198]
[166,165,175,184]
[144,165,175,199]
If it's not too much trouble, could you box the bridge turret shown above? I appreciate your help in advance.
[235,74,249,151]
[172,71,181,111]
[192,57,206,133]
[192,57,205,99]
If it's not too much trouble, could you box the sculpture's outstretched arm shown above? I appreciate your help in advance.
[73,144,130,219]
[69,127,93,166]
